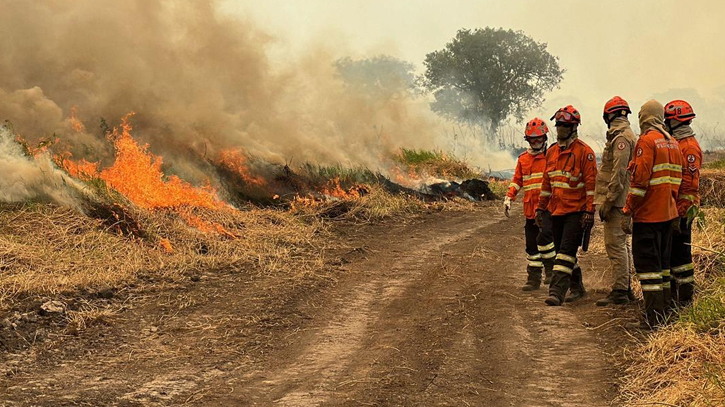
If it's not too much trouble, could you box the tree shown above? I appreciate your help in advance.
[335,55,416,100]
[422,28,564,138]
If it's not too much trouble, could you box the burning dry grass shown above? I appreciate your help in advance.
[0,202,324,312]
[621,206,725,406]
[290,184,426,222]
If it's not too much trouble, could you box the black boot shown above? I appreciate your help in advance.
[522,266,542,291]
[543,259,554,285]
[545,272,571,306]
[596,289,630,306]
[565,266,586,303]
[673,277,695,308]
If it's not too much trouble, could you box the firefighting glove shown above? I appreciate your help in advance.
[534,209,544,229]
[581,212,595,230]
[621,213,633,235]
[598,201,613,222]
[503,196,511,218]
[671,217,682,235]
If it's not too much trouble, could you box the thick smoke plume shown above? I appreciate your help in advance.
[0,126,88,206]
[0,0,511,199]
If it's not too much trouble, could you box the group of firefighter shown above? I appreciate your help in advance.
[504,98,701,329]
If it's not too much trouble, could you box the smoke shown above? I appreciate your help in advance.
[0,126,88,206]
[0,0,513,197]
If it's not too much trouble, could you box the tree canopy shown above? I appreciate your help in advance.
[422,28,564,136]
[335,55,416,100]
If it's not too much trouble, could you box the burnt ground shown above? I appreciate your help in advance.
[0,204,640,406]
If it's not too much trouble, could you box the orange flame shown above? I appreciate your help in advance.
[322,177,361,200]
[56,152,99,180]
[218,149,266,186]
[69,106,86,133]
[159,238,174,253]
[100,113,224,210]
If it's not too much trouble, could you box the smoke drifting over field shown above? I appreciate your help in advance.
[0,0,512,195]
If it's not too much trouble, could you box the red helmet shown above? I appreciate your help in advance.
[664,100,696,122]
[603,96,631,115]
[525,117,549,138]
[550,105,581,124]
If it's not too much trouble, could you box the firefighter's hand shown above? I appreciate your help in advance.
[598,201,613,222]
[503,196,511,218]
[581,212,595,230]
[671,217,682,235]
[621,213,633,235]
[535,209,544,228]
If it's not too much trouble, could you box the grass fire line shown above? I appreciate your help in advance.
[0,112,500,315]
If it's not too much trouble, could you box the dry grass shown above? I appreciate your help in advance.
[621,205,725,406]
[0,202,325,312]
[290,184,427,222]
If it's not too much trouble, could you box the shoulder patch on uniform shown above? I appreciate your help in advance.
[617,141,626,150]
[587,153,594,161]
[636,148,643,157]
[687,154,696,163]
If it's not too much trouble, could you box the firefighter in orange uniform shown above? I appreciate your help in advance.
[505,118,556,291]
[665,100,702,307]
[536,105,598,306]
[622,100,683,329]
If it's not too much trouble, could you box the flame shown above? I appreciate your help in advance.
[100,113,225,210]
[322,177,361,199]
[69,106,86,133]
[56,152,99,180]
[217,149,266,186]
[159,238,174,253]
[178,209,237,239]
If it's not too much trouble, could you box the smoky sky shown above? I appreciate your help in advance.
[226,0,725,149]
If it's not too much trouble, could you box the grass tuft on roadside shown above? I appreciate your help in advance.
[395,148,479,180]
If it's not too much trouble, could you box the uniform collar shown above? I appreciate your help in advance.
[671,123,695,140]
[607,117,630,141]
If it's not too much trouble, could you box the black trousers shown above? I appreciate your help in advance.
[671,217,695,303]
[524,212,555,258]
[632,221,672,323]
[551,212,584,275]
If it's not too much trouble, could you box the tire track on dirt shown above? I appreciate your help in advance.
[231,213,494,406]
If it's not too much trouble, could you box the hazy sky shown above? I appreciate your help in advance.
[221,0,725,147]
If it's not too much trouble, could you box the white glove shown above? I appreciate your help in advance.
[503,196,511,217]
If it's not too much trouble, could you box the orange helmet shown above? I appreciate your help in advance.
[603,96,631,115]
[550,105,581,125]
[664,100,696,122]
[525,117,549,138]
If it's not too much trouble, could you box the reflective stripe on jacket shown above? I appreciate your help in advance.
[507,150,547,219]
[677,136,702,216]
[537,139,598,216]
[624,130,683,223]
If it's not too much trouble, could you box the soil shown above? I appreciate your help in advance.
[0,204,639,406]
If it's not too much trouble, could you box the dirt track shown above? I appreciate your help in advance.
[0,204,634,406]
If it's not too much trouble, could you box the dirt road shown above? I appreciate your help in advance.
[0,205,632,406]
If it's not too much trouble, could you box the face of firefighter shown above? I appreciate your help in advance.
[527,136,546,151]
[555,124,576,141]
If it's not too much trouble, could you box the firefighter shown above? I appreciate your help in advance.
[595,96,637,306]
[505,118,556,291]
[536,105,598,306]
[665,100,702,307]
[622,100,683,329]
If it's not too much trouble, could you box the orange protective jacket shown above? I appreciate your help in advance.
[623,130,683,223]
[677,136,702,216]
[537,139,598,215]
[507,150,547,219]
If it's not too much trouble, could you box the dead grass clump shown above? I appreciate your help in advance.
[290,185,426,222]
[699,169,725,208]
[621,326,725,406]
[65,304,119,335]
[0,202,324,312]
